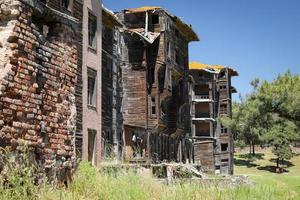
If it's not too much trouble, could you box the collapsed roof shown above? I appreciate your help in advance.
[189,62,238,76]
[126,28,161,44]
[123,6,199,42]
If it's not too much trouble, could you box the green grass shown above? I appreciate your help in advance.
[234,149,300,175]
[38,162,300,200]
[1,149,300,200]
[234,148,300,199]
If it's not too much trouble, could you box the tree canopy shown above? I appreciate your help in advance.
[221,72,300,170]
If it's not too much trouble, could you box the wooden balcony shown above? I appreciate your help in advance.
[195,131,211,137]
[194,94,210,100]
[194,112,210,118]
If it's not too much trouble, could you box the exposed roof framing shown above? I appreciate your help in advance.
[123,6,199,42]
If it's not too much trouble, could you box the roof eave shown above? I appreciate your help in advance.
[102,5,123,27]
[173,17,199,42]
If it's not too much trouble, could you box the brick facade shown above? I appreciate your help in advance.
[0,0,82,179]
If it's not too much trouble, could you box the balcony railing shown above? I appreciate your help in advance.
[194,112,210,118]
[194,94,210,100]
[219,77,227,82]
[195,131,211,137]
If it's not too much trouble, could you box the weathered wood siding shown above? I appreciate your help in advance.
[194,142,215,172]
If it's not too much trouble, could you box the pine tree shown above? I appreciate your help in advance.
[221,72,300,171]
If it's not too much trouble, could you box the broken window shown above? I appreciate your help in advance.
[61,0,69,9]
[221,124,228,133]
[152,14,159,24]
[151,97,157,117]
[61,0,73,11]
[221,143,229,152]
[88,13,97,48]
[220,71,226,78]
[219,85,227,90]
[87,68,97,108]
[88,129,97,165]
[102,130,113,158]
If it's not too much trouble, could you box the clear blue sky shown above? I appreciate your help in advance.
[103,0,300,100]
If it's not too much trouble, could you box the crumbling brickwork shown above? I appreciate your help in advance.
[0,0,82,179]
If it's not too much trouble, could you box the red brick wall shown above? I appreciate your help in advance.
[0,0,81,179]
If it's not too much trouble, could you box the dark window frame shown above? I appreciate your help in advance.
[221,143,229,152]
[221,158,229,163]
[151,14,159,24]
[61,0,69,9]
[88,12,97,49]
[87,67,97,109]
[219,85,227,90]
[221,124,228,133]
[61,0,73,11]
[150,96,157,118]
[88,129,97,165]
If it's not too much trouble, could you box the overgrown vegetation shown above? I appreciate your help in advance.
[0,149,44,200]
[0,154,299,200]
[221,72,300,171]
[1,72,300,199]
